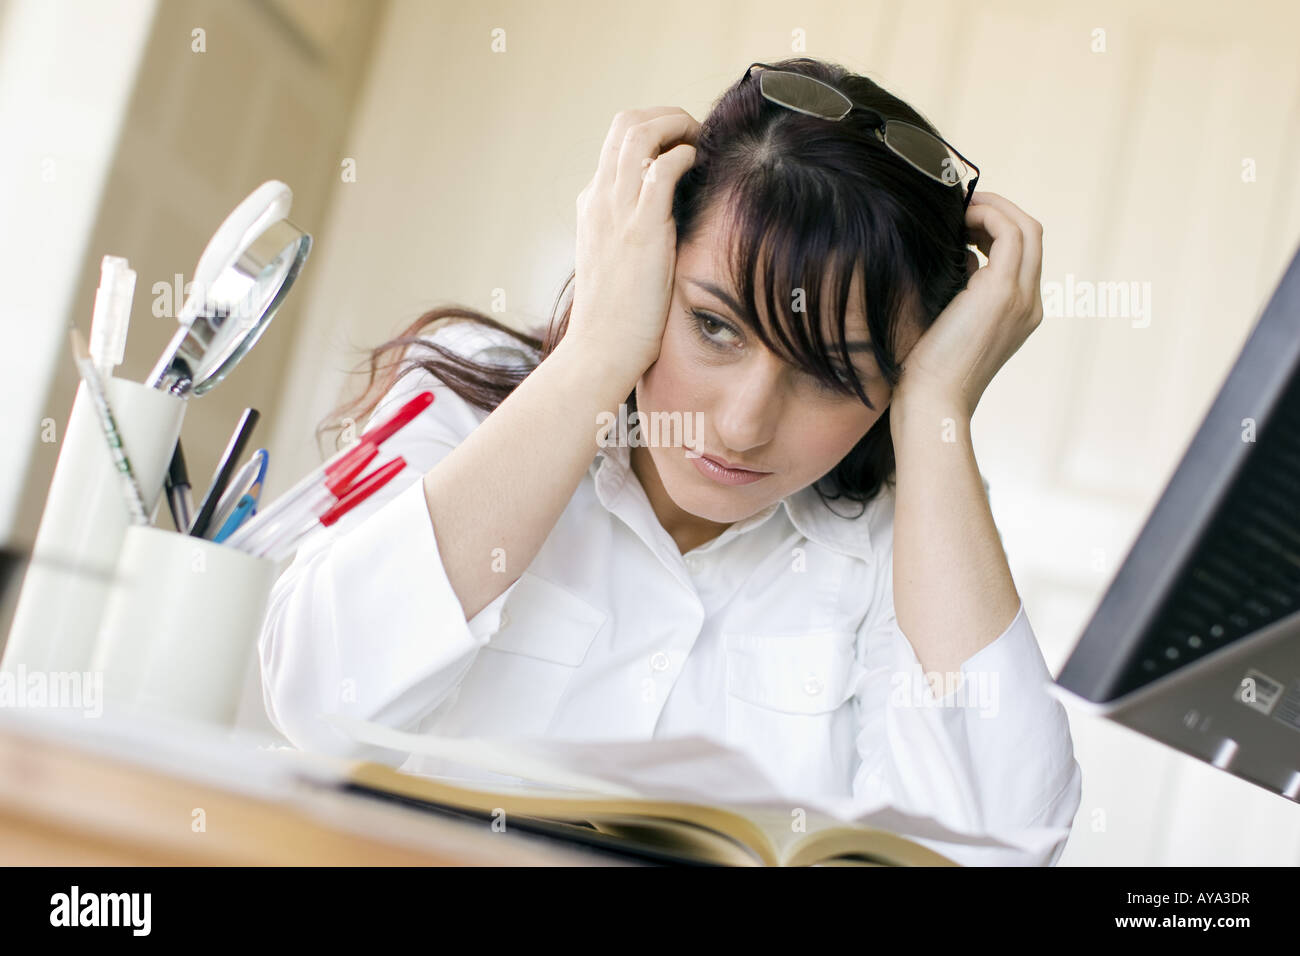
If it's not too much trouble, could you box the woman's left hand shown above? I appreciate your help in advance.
[893,191,1045,419]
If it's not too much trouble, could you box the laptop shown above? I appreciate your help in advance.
[1053,240,1300,802]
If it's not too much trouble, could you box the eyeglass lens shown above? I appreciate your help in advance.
[757,70,851,120]
[883,121,971,185]
[756,68,971,186]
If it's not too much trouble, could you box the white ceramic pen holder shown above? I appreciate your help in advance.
[90,525,279,727]
[2,378,185,676]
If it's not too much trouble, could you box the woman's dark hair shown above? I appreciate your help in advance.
[320,55,971,516]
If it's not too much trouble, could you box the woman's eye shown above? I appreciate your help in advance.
[689,309,739,346]
[688,307,864,396]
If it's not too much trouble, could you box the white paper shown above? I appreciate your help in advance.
[322,713,1067,860]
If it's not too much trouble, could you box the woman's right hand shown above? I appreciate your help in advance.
[565,107,700,383]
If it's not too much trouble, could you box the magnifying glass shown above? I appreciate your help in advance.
[147,180,312,396]
[150,180,312,532]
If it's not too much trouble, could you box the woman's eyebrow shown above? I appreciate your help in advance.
[687,278,749,321]
[687,278,875,350]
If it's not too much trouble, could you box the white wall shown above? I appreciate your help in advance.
[0,0,158,542]
[9,0,1299,865]
[264,0,1300,865]
[1,0,388,694]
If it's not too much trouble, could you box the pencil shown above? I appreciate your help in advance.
[68,325,150,526]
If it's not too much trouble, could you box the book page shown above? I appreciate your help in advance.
[322,713,1066,864]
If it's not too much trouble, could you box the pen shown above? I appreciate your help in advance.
[67,325,150,526]
[262,457,407,562]
[206,448,268,537]
[164,441,195,532]
[223,390,432,551]
[229,442,377,555]
[212,493,257,543]
[323,392,432,480]
[189,408,260,538]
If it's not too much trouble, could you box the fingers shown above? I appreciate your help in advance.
[592,107,699,197]
[964,200,1023,294]
[614,110,700,207]
[637,142,697,220]
[968,191,1044,299]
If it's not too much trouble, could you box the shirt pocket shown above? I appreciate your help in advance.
[485,571,607,666]
[722,627,864,798]
[431,573,608,740]
[724,627,861,713]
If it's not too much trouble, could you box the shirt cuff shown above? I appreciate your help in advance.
[315,478,523,744]
[873,602,1082,851]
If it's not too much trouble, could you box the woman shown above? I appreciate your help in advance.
[259,56,1082,866]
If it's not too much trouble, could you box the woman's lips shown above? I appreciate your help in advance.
[689,451,772,486]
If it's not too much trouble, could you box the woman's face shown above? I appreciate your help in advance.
[632,213,920,540]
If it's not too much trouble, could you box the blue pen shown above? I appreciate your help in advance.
[247,448,268,509]
[213,493,257,543]
[204,449,268,537]
[211,450,268,543]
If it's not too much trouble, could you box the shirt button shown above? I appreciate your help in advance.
[803,675,823,697]
[649,651,670,672]
[499,609,511,630]
[685,555,701,572]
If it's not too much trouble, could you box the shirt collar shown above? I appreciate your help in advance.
[590,443,878,562]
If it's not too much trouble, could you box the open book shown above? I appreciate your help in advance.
[274,714,1066,867]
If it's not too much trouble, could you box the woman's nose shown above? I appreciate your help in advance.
[712,358,786,453]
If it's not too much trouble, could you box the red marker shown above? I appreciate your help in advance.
[262,457,408,561]
[225,391,432,551]
[324,392,433,482]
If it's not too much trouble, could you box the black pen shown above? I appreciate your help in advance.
[165,440,195,532]
[189,408,260,538]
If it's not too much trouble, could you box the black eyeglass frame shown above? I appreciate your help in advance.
[743,62,980,210]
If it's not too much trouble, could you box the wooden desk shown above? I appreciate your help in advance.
[0,714,631,866]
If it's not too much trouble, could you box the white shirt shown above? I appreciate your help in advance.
[258,320,1083,866]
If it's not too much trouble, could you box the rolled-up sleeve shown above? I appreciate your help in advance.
[257,322,534,764]
[852,551,1083,866]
